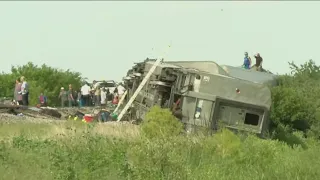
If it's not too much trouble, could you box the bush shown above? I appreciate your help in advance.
[140,106,184,139]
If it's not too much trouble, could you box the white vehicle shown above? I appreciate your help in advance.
[93,80,117,94]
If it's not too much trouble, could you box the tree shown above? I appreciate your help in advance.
[270,59,320,139]
[0,62,83,106]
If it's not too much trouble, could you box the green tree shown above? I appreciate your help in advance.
[0,62,83,106]
[270,59,320,139]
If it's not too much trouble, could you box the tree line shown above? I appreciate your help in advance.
[0,62,83,107]
[0,60,319,141]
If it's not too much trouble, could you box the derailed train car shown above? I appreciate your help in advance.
[122,58,277,137]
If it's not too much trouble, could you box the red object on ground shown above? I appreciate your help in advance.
[84,114,94,123]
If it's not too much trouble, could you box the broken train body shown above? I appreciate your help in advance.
[122,58,277,136]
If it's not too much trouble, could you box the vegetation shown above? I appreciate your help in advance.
[0,109,320,180]
[1,60,320,179]
[270,60,320,142]
[0,62,83,106]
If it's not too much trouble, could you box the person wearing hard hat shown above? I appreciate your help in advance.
[254,53,263,71]
[242,52,252,69]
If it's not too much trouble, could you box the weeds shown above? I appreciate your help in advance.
[0,107,319,180]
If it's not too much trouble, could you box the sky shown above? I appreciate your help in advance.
[0,1,319,82]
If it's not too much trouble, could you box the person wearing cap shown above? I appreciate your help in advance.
[242,52,252,69]
[58,87,68,107]
[254,53,263,71]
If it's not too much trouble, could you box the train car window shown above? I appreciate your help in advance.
[244,113,259,126]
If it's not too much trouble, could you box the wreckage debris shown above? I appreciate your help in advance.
[0,105,62,120]
[40,109,62,118]
[0,102,129,124]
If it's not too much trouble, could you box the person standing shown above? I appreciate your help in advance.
[58,87,67,107]
[254,53,263,71]
[117,83,126,99]
[77,90,82,107]
[242,52,252,69]
[19,76,29,106]
[14,78,23,105]
[81,83,91,106]
[94,86,101,106]
[100,87,107,107]
[67,85,75,107]
[106,88,113,103]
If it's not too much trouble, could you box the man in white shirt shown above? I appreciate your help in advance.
[81,83,91,106]
[100,87,107,107]
[19,76,29,106]
[117,83,126,99]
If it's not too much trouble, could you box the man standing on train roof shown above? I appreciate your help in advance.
[242,52,252,69]
[254,53,263,71]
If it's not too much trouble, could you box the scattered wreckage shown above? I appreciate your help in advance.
[0,100,119,123]
[0,104,62,119]
[119,58,277,137]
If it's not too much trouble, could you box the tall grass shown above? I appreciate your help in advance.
[0,107,319,180]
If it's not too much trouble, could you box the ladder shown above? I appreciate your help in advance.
[117,58,163,122]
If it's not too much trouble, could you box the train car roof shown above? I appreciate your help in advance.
[221,65,278,86]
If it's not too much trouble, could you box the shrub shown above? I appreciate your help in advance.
[140,106,184,139]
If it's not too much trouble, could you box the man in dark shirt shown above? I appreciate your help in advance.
[254,53,263,71]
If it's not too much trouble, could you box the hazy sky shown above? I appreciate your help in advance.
[0,1,319,81]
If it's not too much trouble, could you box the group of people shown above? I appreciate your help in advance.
[58,84,77,107]
[12,76,125,108]
[58,81,125,108]
[242,52,263,71]
[13,76,29,106]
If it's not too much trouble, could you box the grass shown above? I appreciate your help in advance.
[1,111,320,180]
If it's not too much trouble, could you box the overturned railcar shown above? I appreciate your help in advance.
[122,58,277,136]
